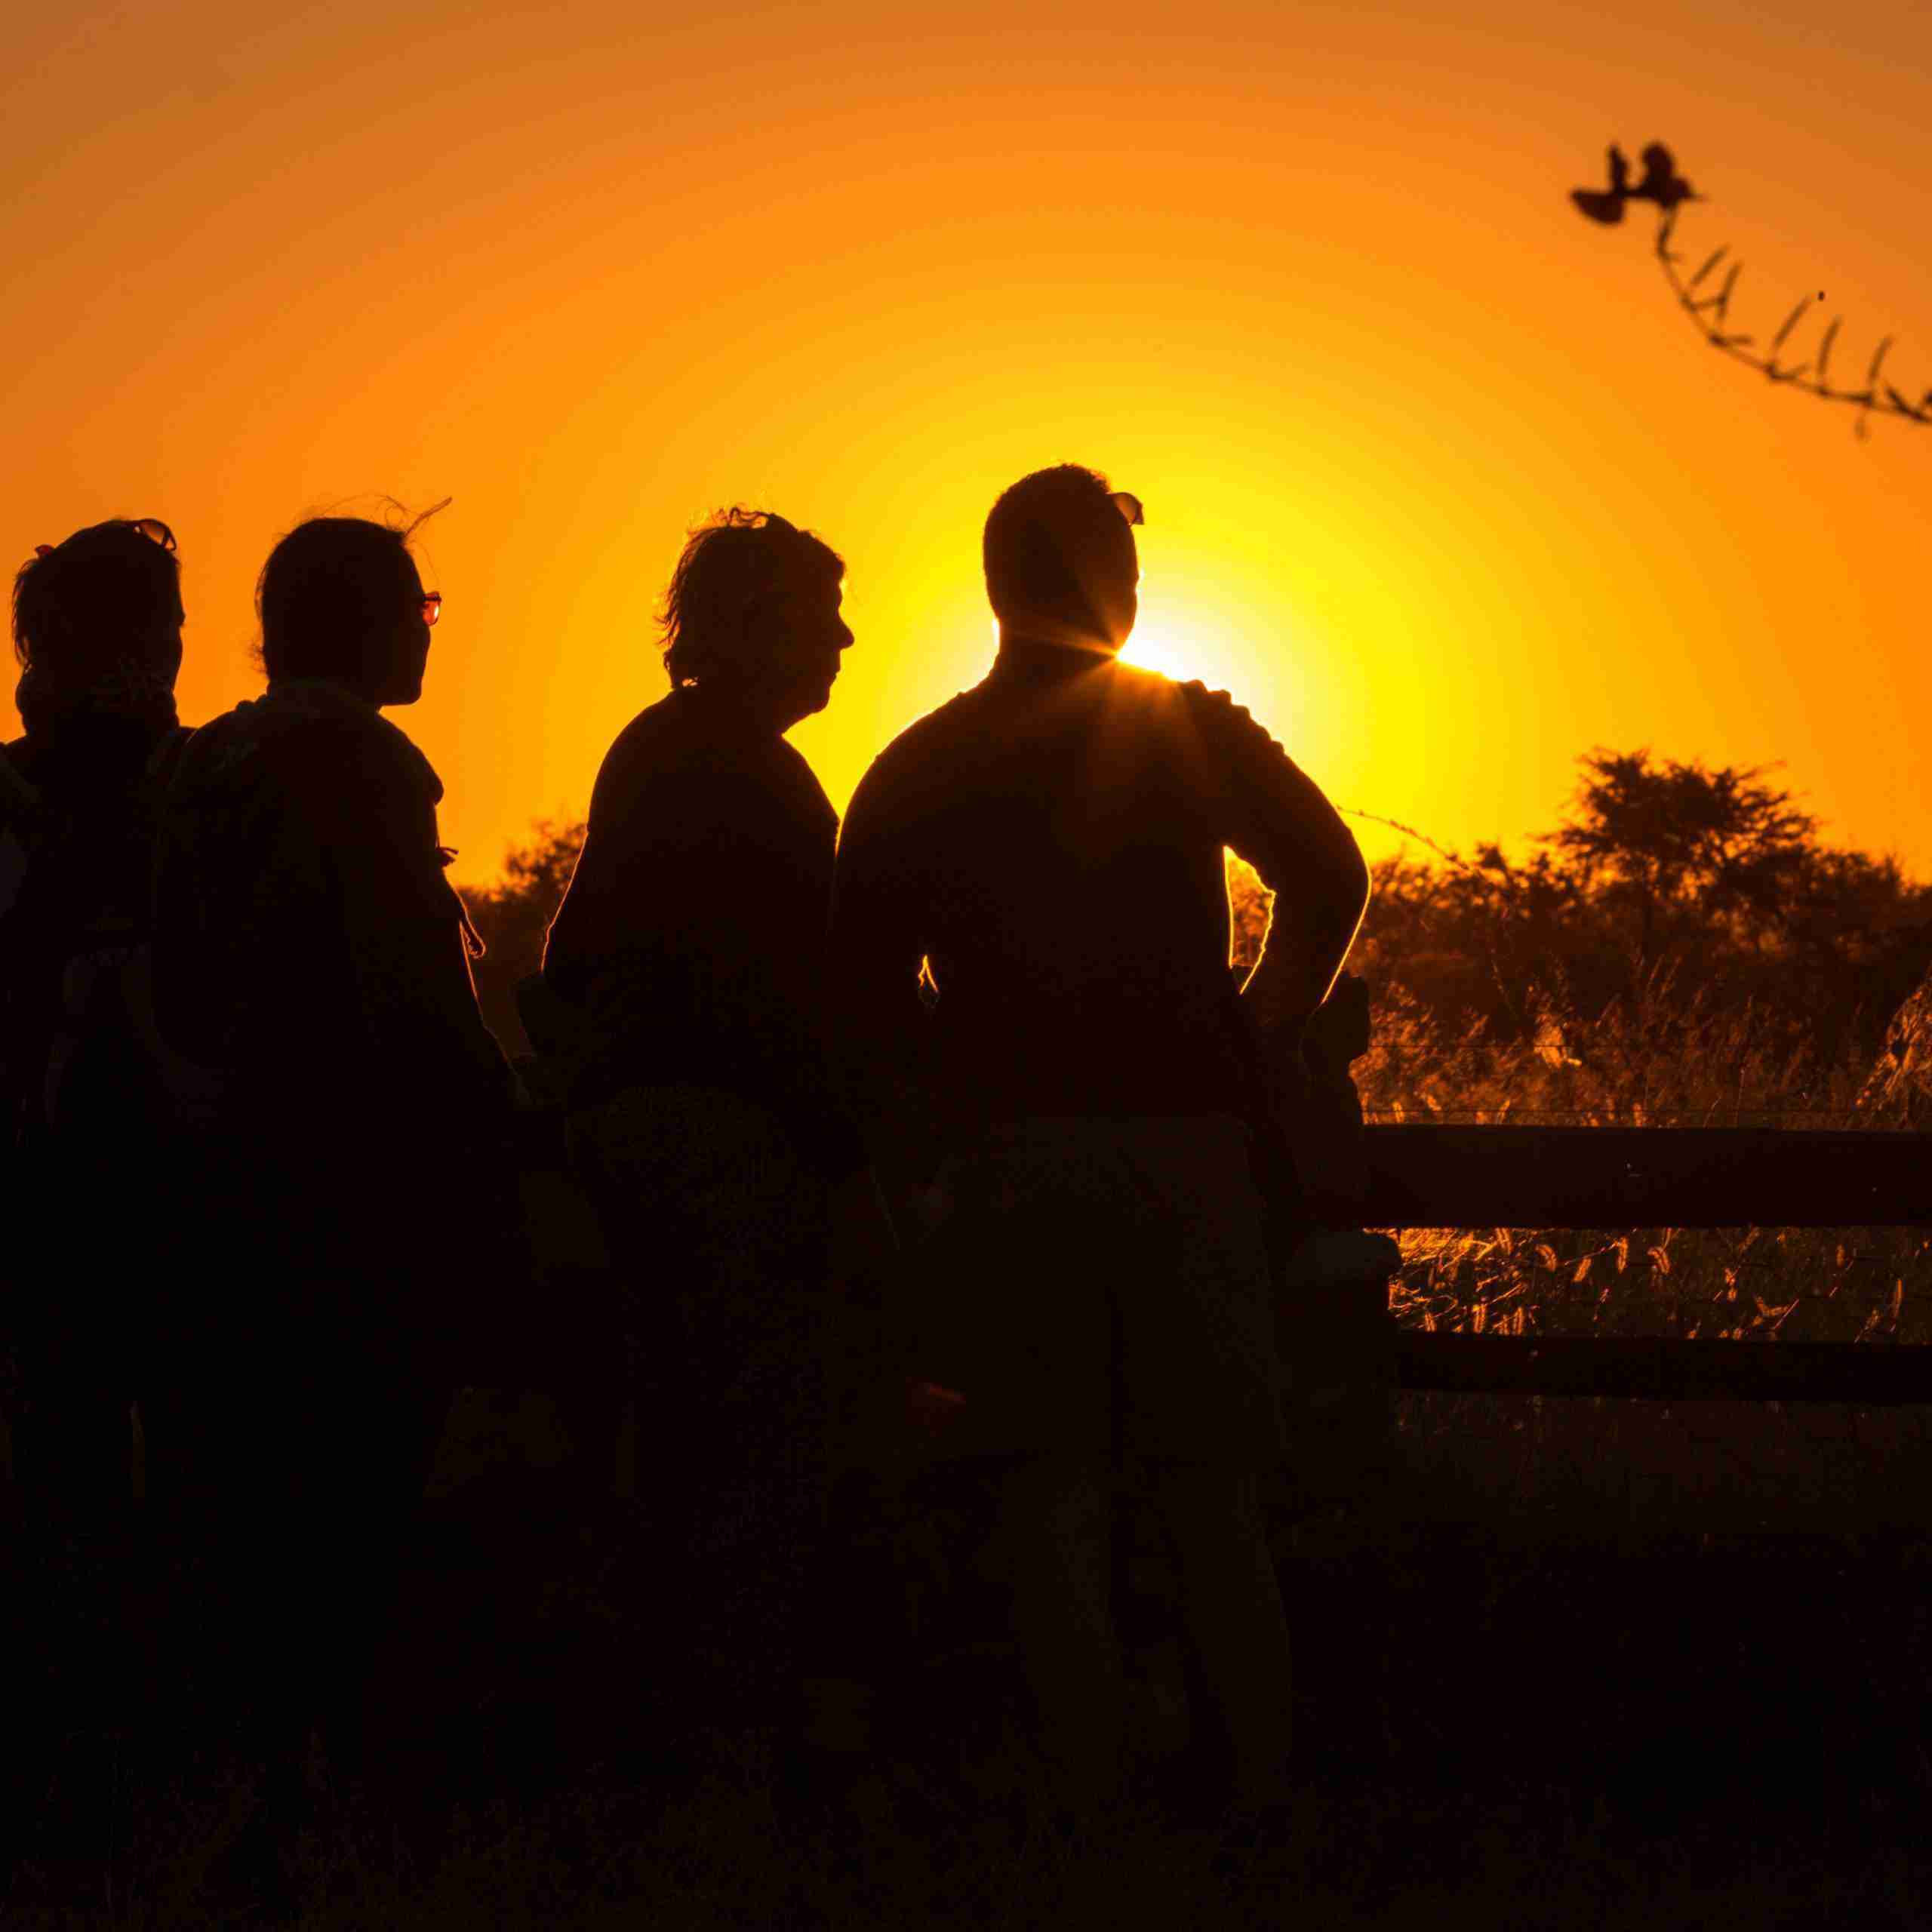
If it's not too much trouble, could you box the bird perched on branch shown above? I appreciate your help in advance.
[1571,141,1698,223]
[1632,142,1697,211]
[1571,143,1632,223]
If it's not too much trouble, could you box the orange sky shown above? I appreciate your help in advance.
[6,2,1929,886]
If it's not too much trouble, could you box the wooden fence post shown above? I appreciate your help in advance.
[1280,1233,1402,1504]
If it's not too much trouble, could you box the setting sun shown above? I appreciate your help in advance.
[8,5,1932,1908]
[1125,605,1271,695]
[7,2,1932,887]
[1122,619,1223,687]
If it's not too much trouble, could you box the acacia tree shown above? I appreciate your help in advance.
[1340,749,1930,1063]
[1545,748,1817,970]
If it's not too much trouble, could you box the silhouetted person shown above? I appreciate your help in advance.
[1,516,189,1838]
[543,506,884,1775]
[143,513,515,1865]
[829,464,1370,1811]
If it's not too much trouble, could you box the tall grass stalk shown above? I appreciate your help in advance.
[1355,980,1932,1343]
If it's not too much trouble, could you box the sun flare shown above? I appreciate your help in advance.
[1122,618,1228,689]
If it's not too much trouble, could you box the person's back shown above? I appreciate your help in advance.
[152,675,505,1144]
[832,465,1370,1815]
[543,677,848,1154]
[143,512,511,1857]
[542,506,881,1786]
[838,646,1321,1140]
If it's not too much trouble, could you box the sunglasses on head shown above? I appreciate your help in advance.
[30,515,177,565]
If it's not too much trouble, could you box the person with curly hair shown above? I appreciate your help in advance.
[543,507,885,1784]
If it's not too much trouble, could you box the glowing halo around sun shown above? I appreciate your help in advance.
[1121,616,1238,690]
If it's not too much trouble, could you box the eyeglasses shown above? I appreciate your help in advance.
[420,591,441,627]
[1109,491,1144,527]
[128,518,177,552]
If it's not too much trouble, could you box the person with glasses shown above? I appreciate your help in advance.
[540,506,888,1792]
[150,511,494,1130]
[2,515,193,1841]
[143,510,512,1877]
[829,465,1371,1817]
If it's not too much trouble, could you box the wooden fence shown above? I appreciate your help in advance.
[1358,1126,1932,1404]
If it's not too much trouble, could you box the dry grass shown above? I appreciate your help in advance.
[10,853,1932,1921]
[1353,976,1932,1344]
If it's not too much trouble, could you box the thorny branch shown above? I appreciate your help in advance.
[1574,143,1932,438]
[1656,208,1932,437]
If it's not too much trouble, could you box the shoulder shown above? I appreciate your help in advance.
[178,700,434,833]
[168,706,260,801]
[142,721,195,786]
[1174,675,1267,733]
[599,693,683,768]
[697,731,838,848]
[1172,676,1293,762]
[767,734,836,819]
[1,734,37,798]
[589,703,835,862]
[0,738,39,840]
[846,688,983,819]
[589,694,709,812]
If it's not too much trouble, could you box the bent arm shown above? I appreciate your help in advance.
[828,760,943,1187]
[1189,684,1370,1038]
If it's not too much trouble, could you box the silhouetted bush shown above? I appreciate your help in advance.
[1230,747,1932,1078]
[461,816,584,1056]
[458,749,1932,1344]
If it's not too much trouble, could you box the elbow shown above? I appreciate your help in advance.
[1312,844,1371,981]
[1330,841,1371,934]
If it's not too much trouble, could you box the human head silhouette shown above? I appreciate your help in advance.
[983,464,1139,654]
[661,508,851,729]
[11,518,184,735]
[257,514,440,708]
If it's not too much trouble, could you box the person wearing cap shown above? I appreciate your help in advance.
[829,463,1369,1813]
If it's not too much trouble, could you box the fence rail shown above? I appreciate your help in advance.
[1361,1125,1932,1230]
[1350,1126,1932,1403]
[1390,1332,1932,1404]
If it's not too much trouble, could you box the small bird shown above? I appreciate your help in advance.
[1629,142,1697,213]
[1571,140,1699,223]
[1571,143,1632,223]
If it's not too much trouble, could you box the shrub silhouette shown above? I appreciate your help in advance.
[462,815,584,1055]
[460,750,1932,1344]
